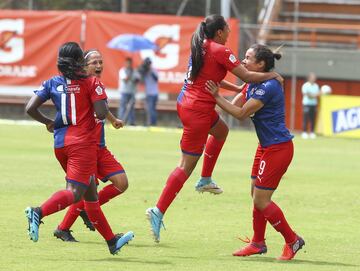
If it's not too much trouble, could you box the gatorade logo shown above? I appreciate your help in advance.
[332,107,360,133]
[141,24,185,84]
[0,19,24,63]
[141,24,180,70]
[0,18,37,77]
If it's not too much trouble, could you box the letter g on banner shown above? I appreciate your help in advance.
[0,19,24,64]
[141,24,180,70]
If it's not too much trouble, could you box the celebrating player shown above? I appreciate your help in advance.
[53,49,129,242]
[206,44,304,260]
[25,42,133,254]
[146,14,281,243]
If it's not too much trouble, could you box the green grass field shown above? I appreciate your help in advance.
[0,122,359,271]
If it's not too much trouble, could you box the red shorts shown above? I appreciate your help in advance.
[177,103,219,155]
[251,140,294,190]
[55,143,97,187]
[96,146,125,183]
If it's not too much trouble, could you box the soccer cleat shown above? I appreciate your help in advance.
[145,207,165,243]
[54,228,78,242]
[195,177,223,194]
[277,235,305,261]
[108,231,134,255]
[25,207,42,242]
[79,210,95,231]
[233,240,267,257]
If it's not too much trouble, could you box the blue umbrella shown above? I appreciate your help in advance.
[107,34,158,52]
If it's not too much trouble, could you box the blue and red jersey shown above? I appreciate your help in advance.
[243,79,293,147]
[35,75,108,148]
[178,39,240,112]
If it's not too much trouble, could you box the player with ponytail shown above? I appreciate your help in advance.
[146,15,282,243]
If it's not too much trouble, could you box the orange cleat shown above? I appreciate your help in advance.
[277,235,305,261]
[233,241,267,257]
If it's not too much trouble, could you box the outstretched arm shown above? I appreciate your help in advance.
[26,95,54,132]
[231,64,283,85]
[206,80,264,120]
[219,80,244,93]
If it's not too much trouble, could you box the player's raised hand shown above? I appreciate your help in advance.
[112,118,124,129]
[205,80,220,97]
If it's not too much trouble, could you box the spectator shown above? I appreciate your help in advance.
[139,57,159,126]
[118,57,139,125]
[301,72,320,139]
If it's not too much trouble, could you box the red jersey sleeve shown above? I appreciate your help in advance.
[240,83,249,104]
[88,77,108,103]
[213,45,240,71]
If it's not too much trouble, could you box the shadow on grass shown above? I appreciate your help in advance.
[90,257,172,265]
[237,256,358,267]
[129,243,175,248]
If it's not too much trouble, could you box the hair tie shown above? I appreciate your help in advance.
[84,50,98,60]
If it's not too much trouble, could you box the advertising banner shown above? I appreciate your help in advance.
[0,10,239,94]
[0,10,82,87]
[84,11,239,92]
[317,95,360,138]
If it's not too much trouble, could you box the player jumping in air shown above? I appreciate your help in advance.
[146,14,281,243]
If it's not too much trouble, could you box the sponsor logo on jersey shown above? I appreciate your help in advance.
[255,89,265,96]
[67,84,80,93]
[229,54,237,63]
[56,85,64,92]
[332,106,360,133]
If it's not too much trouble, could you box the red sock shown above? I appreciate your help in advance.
[262,201,297,243]
[201,136,225,177]
[84,201,114,241]
[58,200,84,230]
[252,206,267,243]
[98,184,122,206]
[156,167,188,214]
[40,190,74,217]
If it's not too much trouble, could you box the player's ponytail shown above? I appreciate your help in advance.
[190,14,227,81]
[57,42,87,80]
[250,43,282,72]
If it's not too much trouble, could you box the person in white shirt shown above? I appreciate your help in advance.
[301,72,320,139]
[138,58,159,126]
[118,57,140,125]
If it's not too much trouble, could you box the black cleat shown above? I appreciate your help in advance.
[107,232,134,255]
[79,210,95,231]
[54,228,79,242]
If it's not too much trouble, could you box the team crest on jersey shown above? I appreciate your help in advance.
[255,89,265,96]
[95,85,103,95]
[229,54,237,63]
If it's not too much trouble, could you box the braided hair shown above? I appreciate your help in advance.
[57,42,87,80]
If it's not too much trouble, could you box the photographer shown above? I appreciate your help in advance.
[138,57,159,126]
[118,57,140,125]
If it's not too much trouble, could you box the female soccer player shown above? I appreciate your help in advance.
[206,44,304,260]
[53,49,129,242]
[25,42,133,254]
[146,14,281,243]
